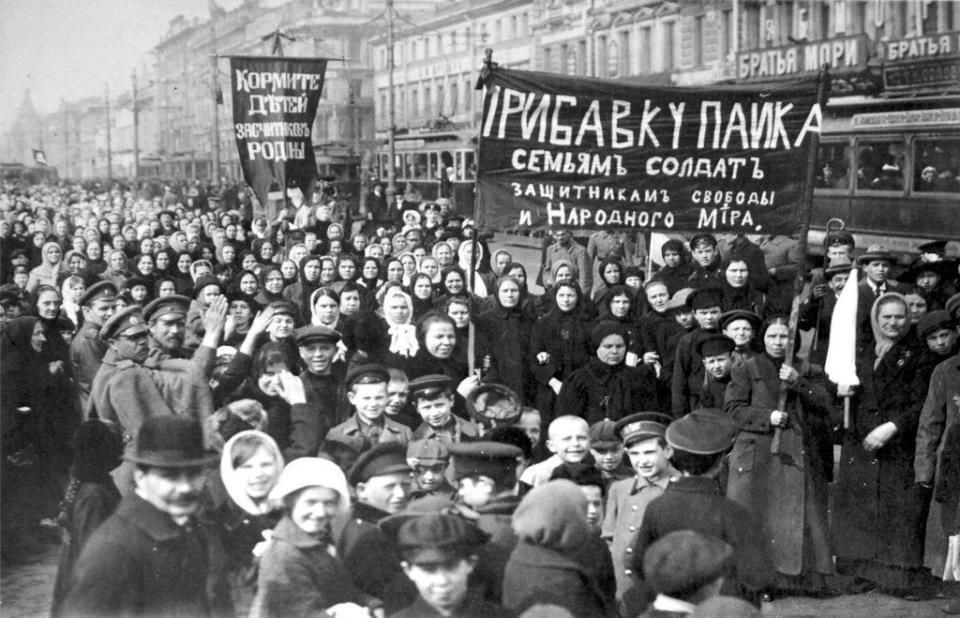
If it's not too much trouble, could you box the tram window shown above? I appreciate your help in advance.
[428,152,439,179]
[404,154,414,179]
[465,151,477,179]
[815,142,851,190]
[413,153,428,178]
[856,139,905,192]
[914,138,960,194]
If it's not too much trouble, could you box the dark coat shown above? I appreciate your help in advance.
[670,327,721,418]
[529,309,593,419]
[390,592,513,618]
[253,515,376,617]
[69,322,108,410]
[334,502,405,603]
[61,493,233,618]
[723,354,836,577]
[292,370,347,459]
[502,541,616,618]
[557,358,659,425]
[633,476,773,607]
[833,342,931,568]
[476,303,535,402]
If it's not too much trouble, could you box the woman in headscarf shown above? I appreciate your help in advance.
[592,257,625,305]
[457,241,488,298]
[378,286,419,368]
[279,259,299,289]
[99,249,131,288]
[129,253,157,290]
[724,315,837,597]
[833,293,938,597]
[433,265,481,314]
[282,255,324,324]
[596,285,641,362]
[252,238,277,269]
[309,287,346,331]
[398,252,418,288]
[384,257,405,286]
[408,273,437,321]
[171,251,194,296]
[418,255,442,286]
[153,248,175,281]
[432,240,456,269]
[26,241,66,293]
[719,257,767,317]
[213,242,241,286]
[476,276,535,403]
[359,257,384,301]
[59,276,86,328]
[255,265,286,306]
[233,270,261,301]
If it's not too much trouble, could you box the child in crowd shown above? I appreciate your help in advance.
[518,415,590,491]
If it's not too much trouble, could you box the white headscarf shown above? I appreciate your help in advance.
[220,430,285,516]
[382,287,419,358]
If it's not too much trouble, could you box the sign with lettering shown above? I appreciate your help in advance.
[229,56,327,211]
[736,34,869,80]
[883,55,960,90]
[476,67,822,233]
[883,31,960,61]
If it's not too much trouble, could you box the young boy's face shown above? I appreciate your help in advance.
[580,485,604,532]
[828,272,849,293]
[702,353,733,380]
[674,309,695,330]
[518,411,542,445]
[403,555,475,615]
[348,382,388,423]
[626,437,673,480]
[546,418,590,464]
[416,393,454,428]
[591,443,625,472]
[413,462,448,492]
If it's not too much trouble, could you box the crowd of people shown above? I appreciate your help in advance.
[2,178,960,617]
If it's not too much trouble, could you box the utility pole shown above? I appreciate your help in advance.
[385,0,397,205]
[211,54,220,182]
[105,83,112,183]
[132,70,140,180]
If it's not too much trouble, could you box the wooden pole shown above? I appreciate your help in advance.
[772,65,829,455]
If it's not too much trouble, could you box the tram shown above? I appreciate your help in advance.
[376,130,477,213]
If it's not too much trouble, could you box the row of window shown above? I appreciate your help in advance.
[377,149,477,182]
[816,138,960,195]
[377,75,476,123]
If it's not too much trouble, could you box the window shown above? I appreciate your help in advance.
[596,34,608,77]
[577,40,587,75]
[520,12,528,35]
[914,138,960,194]
[560,43,569,74]
[694,15,705,67]
[450,81,459,114]
[663,21,675,70]
[815,141,852,191]
[618,30,630,76]
[543,46,552,72]
[856,139,906,192]
[423,85,432,116]
[511,16,518,39]
[437,83,445,115]
[720,11,732,59]
[639,26,652,73]
[409,87,418,116]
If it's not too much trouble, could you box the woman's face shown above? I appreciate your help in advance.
[602,263,621,284]
[230,300,252,325]
[763,323,791,358]
[424,321,456,358]
[413,247,427,264]
[178,254,192,273]
[447,303,470,328]
[554,265,573,285]
[140,239,154,255]
[315,295,339,325]
[878,299,909,337]
[235,446,279,501]
[158,280,176,297]
[555,286,577,312]
[906,295,927,323]
[610,293,631,318]
[200,245,214,261]
[340,290,360,315]
[131,285,149,303]
[400,255,416,274]
[280,260,297,280]
[109,251,126,270]
[338,260,356,280]
[221,245,236,264]
[138,256,154,274]
[384,295,410,324]
[435,244,453,266]
[264,270,284,294]
[37,290,62,320]
[498,280,520,308]
[363,261,379,280]
[386,261,404,282]
[328,240,342,256]
[155,252,169,270]
[645,283,670,313]
[67,282,85,304]
[257,361,289,395]
[32,232,46,248]
[86,242,102,260]
[68,254,86,273]
[260,242,274,259]
[72,237,86,253]
[241,254,258,271]
[303,259,321,282]
[392,235,408,252]
[45,245,62,264]
[366,244,384,261]
[508,267,526,288]
[413,277,433,300]
[723,319,754,347]
[30,321,46,353]
[290,486,341,536]
[327,225,343,241]
[597,334,627,365]
[445,272,464,295]
[725,260,749,288]
[420,258,439,278]
[320,260,336,283]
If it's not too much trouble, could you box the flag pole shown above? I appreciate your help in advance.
[772,65,829,455]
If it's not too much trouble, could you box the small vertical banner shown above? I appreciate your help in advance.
[229,56,327,217]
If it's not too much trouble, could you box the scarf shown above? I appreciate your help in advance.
[870,292,911,368]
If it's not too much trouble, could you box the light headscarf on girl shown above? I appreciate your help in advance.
[382,287,419,358]
[220,430,285,516]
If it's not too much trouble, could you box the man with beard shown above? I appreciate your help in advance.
[288,325,347,459]
[142,294,226,379]
[62,416,231,617]
[69,281,118,409]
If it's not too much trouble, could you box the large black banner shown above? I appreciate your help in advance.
[229,56,327,214]
[476,67,822,234]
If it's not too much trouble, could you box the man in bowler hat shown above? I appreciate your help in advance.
[62,416,231,617]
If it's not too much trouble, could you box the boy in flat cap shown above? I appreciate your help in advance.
[448,441,524,552]
[602,412,677,616]
[383,514,511,617]
[325,364,413,453]
[69,280,118,409]
[291,324,348,458]
[633,410,773,608]
[687,233,722,289]
[589,419,633,489]
[410,374,479,443]
[640,530,734,617]
[408,439,455,499]
[693,333,735,410]
[670,287,723,417]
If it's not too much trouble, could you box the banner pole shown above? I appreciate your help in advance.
[772,65,829,455]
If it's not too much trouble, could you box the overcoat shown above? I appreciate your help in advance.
[723,354,835,577]
[558,358,659,424]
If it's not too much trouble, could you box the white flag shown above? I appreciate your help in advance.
[825,266,860,387]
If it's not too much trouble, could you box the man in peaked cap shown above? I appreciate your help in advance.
[409,374,479,444]
[290,324,347,459]
[671,287,724,417]
[62,415,231,617]
[687,233,722,289]
[602,412,678,616]
[334,442,412,601]
[69,280,118,408]
[142,292,228,381]
[633,411,773,609]
[640,530,733,616]
[407,439,455,499]
[326,363,413,453]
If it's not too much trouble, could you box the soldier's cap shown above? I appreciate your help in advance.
[143,294,190,323]
[78,280,118,307]
[666,410,739,455]
[689,232,717,249]
[588,419,620,448]
[266,300,297,319]
[613,412,672,447]
[389,514,489,565]
[664,288,695,313]
[824,256,854,277]
[857,243,894,265]
[466,383,522,427]
[192,274,223,299]
[345,363,390,388]
[347,441,411,486]
[718,309,762,334]
[99,305,148,341]
[408,374,453,401]
[696,333,736,358]
[406,439,449,467]
[294,324,341,346]
[918,240,948,255]
[824,230,855,249]
[686,287,723,311]
[947,293,960,320]
[446,441,522,484]
[642,530,733,597]
[918,310,955,339]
